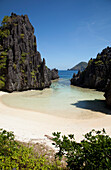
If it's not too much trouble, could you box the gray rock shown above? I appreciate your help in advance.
[0,13,59,92]
[71,46,111,91]
[104,80,111,107]
[51,68,59,80]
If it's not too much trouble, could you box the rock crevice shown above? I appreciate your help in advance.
[0,13,59,92]
[71,47,111,91]
[70,46,111,107]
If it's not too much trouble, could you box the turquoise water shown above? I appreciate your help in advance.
[51,70,77,88]
[1,70,108,119]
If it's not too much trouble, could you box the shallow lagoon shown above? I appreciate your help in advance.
[1,71,109,119]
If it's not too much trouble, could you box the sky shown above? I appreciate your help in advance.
[0,0,111,70]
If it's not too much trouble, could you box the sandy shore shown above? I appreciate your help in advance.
[0,91,111,148]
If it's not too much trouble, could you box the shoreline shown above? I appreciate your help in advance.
[0,88,108,120]
[0,91,111,148]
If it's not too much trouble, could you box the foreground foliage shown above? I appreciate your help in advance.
[0,129,61,169]
[52,129,111,170]
[1,128,111,169]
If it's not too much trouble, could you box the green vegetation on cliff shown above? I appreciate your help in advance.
[71,47,111,91]
[0,13,59,92]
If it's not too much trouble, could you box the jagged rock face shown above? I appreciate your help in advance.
[51,69,59,80]
[0,13,58,92]
[104,80,111,107]
[71,47,111,91]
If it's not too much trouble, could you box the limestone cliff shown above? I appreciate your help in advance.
[104,80,111,107]
[0,13,58,92]
[50,68,59,80]
[71,47,111,91]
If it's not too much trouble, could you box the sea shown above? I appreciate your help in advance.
[58,70,77,79]
[51,70,77,88]
[1,70,107,119]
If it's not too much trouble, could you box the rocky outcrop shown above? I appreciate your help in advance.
[0,13,59,92]
[71,47,111,91]
[104,80,111,107]
[50,68,59,80]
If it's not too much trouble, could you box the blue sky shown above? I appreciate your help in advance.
[1,0,111,69]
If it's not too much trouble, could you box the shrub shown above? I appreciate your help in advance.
[42,82,44,87]
[0,62,6,69]
[20,34,25,39]
[13,63,17,70]
[14,23,18,27]
[0,45,3,51]
[1,16,10,27]
[52,129,111,169]
[21,69,25,73]
[0,55,7,69]
[95,60,104,65]
[21,52,27,57]
[0,129,61,169]
[31,70,36,78]
[97,55,101,60]
[0,29,10,38]
[33,42,36,46]
[0,80,5,88]
[1,51,8,56]
[37,64,41,68]
[20,53,28,64]
[88,58,93,65]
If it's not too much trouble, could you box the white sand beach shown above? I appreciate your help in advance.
[0,91,111,148]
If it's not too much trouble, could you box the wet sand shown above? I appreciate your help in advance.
[1,86,109,119]
[0,91,111,148]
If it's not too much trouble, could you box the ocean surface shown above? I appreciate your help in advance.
[1,70,108,119]
[51,70,78,88]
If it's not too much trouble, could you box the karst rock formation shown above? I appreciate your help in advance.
[70,46,111,107]
[0,13,59,92]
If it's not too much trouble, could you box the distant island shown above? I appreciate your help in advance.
[68,62,87,71]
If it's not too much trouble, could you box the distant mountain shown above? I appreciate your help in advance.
[68,62,87,71]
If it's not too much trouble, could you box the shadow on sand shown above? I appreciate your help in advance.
[71,99,111,115]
